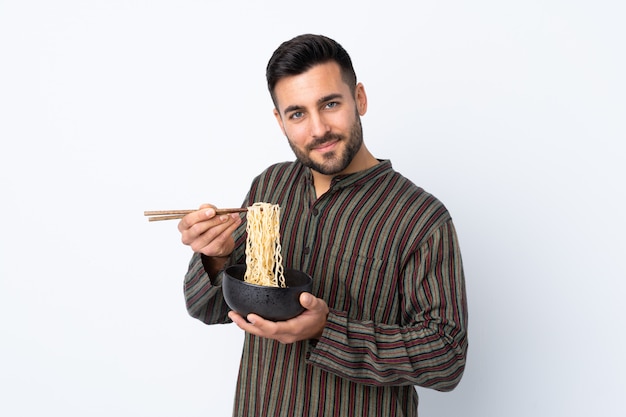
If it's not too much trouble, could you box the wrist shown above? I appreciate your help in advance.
[200,254,231,280]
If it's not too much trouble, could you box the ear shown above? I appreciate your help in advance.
[355,83,368,116]
[273,107,286,136]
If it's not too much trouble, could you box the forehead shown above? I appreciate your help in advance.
[273,62,351,112]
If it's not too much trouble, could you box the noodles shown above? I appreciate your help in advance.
[244,202,285,288]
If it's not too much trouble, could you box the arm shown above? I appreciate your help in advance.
[307,221,468,391]
[184,252,231,324]
[178,205,244,324]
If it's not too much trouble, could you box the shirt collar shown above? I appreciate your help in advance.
[300,159,393,190]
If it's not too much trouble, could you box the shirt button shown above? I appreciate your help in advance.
[303,247,310,255]
[312,208,319,216]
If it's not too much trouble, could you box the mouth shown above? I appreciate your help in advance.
[311,138,340,153]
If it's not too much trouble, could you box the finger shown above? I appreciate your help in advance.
[221,214,243,235]
[177,206,217,232]
[229,311,259,333]
[229,312,267,336]
[228,310,245,325]
[246,313,265,326]
[299,292,318,310]
[181,212,240,250]
[196,214,242,253]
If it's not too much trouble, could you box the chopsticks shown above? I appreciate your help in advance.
[144,208,248,222]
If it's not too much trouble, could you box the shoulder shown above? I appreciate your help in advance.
[247,161,306,201]
[380,168,452,243]
[381,167,448,213]
[256,161,303,180]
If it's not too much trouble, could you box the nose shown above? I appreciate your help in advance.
[309,112,330,138]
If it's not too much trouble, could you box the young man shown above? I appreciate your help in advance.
[179,34,468,417]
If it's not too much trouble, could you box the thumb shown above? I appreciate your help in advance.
[300,292,315,309]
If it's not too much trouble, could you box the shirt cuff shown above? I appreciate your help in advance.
[200,254,226,286]
[306,308,348,362]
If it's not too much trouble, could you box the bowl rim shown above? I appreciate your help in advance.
[223,264,312,290]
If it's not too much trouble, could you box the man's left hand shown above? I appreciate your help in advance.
[228,292,329,344]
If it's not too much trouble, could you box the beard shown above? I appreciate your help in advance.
[287,114,364,176]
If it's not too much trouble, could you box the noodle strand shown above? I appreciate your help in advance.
[244,202,285,287]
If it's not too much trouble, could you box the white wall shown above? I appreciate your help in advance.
[1,1,624,416]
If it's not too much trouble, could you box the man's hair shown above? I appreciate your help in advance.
[266,34,357,107]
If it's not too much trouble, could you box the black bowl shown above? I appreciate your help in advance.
[222,264,313,321]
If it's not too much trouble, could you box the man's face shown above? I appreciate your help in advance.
[272,62,367,176]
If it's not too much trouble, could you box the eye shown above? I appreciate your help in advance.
[325,102,338,109]
[289,111,304,120]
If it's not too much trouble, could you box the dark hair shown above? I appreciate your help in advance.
[266,34,357,106]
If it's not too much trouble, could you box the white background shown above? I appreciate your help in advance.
[1,1,625,416]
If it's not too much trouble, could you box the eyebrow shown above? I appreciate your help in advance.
[282,93,344,117]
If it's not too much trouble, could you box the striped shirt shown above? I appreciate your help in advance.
[184,160,468,417]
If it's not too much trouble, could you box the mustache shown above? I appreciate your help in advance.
[308,132,343,150]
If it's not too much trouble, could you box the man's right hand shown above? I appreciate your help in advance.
[178,204,242,257]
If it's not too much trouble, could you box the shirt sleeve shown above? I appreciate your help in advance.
[183,252,232,325]
[306,220,468,391]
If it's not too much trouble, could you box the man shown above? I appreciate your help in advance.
[179,34,468,417]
